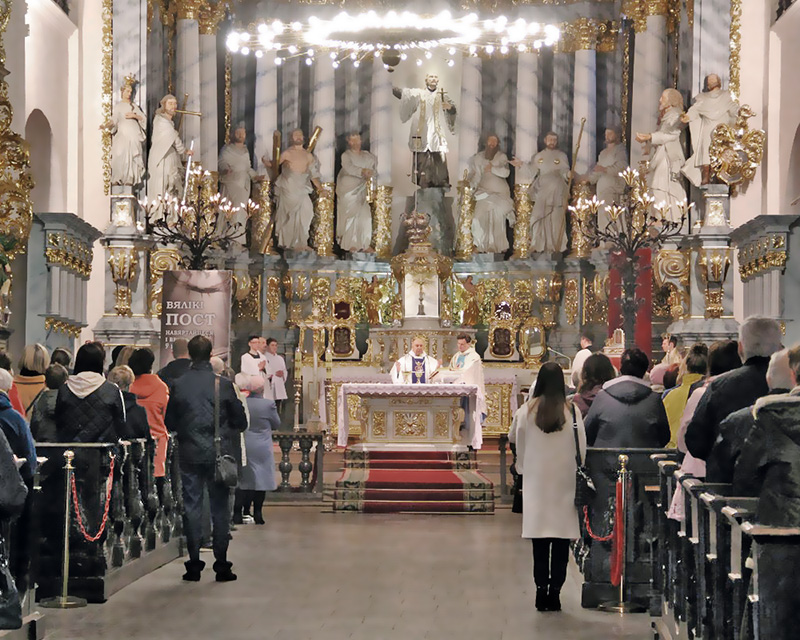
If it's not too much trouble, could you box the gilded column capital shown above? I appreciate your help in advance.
[557,18,618,53]
[198,0,230,35]
[175,0,203,21]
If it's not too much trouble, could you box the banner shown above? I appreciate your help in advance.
[159,270,232,368]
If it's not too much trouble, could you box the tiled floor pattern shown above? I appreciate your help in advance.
[44,506,652,640]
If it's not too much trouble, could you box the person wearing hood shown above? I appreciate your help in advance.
[573,353,616,418]
[129,348,170,478]
[56,342,127,443]
[584,347,670,448]
[391,336,440,384]
[707,349,794,489]
[732,344,800,528]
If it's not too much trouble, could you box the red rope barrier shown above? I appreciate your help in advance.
[582,504,615,542]
[610,480,624,586]
[70,456,115,543]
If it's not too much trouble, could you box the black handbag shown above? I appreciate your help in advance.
[571,404,596,507]
[213,376,238,488]
[0,533,21,630]
[0,431,27,521]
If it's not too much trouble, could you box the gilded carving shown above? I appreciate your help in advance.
[148,248,181,316]
[455,171,475,260]
[313,182,335,257]
[557,18,617,53]
[266,275,281,321]
[653,249,690,320]
[564,279,579,325]
[310,277,331,320]
[197,0,230,34]
[45,317,82,338]
[108,247,139,317]
[621,25,631,145]
[512,280,534,319]
[434,412,449,438]
[224,51,232,144]
[394,412,427,438]
[252,178,276,255]
[101,0,113,194]
[697,248,731,319]
[512,184,532,259]
[237,274,261,322]
[372,411,386,437]
[729,0,741,98]
[709,105,765,196]
[373,184,393,259]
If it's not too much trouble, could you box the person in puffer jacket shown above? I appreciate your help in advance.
[584,347,670,448]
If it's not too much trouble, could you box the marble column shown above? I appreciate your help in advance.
[370,58,394,258]
[198,25,221,171]
[113,0,147,107]
[175,11,202,155]
[312,61,336,182]
[552,52,575,152]
[514,52,539,169]
[573,48,597,175]
[629,12,668,167]
[254,56,279,171]
[458,55,482,175]
[281,58,301,135]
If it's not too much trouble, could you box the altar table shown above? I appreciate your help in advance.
[336,383,478,447]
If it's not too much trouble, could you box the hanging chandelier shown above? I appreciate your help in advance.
[226,11,560,68]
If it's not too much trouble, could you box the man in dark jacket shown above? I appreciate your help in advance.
[584,347,670,448]
[685,316,782,461]
[707,349,792,486]
[165,336,247,582]
[157,338,192,390]
[732,344,800,527]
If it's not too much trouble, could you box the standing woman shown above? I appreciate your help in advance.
[14,343,50,419]
[508,362,586,612]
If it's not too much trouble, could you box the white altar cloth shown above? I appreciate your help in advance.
[336,383,479,447]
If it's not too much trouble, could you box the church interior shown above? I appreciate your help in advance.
[1,0,800,636]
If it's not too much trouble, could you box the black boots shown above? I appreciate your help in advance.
[535,587,561,612]
[535,588,548,611]
[213,560,237,582]
[182,559,205,582]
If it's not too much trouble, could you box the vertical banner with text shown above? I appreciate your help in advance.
[159,270,233,367]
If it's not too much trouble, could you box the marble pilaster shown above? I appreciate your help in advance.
[281,58,300,135]
[552,52,574,151]
[630,15,668,167]
[458,55,482,174]
[175,18,202,153]
[199,33,218,170]
[113,0,147,105]
[312,60,336,182]
[254,56,279,171]
[370,57,393,182]
[573,49,597,175]
[514,53,539,173]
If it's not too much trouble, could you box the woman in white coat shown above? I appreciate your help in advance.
[508,362,587,612]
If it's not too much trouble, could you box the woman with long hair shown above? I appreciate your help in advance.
[14,343,50,419]
[508,362,586,612]
[574,353,616,418]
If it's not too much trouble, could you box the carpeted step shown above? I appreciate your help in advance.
[358,459,456,470]
[353,450,453,461]
[333,499,495,514]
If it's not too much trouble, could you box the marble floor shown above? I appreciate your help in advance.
[44,507,653,640]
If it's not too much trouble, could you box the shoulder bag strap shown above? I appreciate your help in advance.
[25,389,45,415]
[214,375,221,458]
[571,403,582,467]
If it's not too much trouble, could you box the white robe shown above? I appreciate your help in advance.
[681,88,739,187]
[508,399,586,539]
[240,351,266,378]
[219,143,257,231]
[523,149,570,253]
[467,151,515,253]
[147,113,186,206]
[264,352,288,401]
[571,347,593,388]
[647,108,687,222]
[336,149,377,252]
[391,352,439,384]
[109,99,146,187]
[587,144,628,230]
[398,87,456,153]
[449,347,487,449]
[274,157,320,250]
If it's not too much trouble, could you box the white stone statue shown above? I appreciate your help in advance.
[680,74,739,187]
[219,123,262,233]
[511,132,570,253]
[635,88,687,223]
[262,129,321,251]
[583,127,628,230]
[101,76,146,187]
[335,132,377,253]
[466,134,515,254]
[147,94,193,212]
[392,73,457,189]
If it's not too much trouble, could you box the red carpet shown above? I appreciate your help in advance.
[332,449,495,514]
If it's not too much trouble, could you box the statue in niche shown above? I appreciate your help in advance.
[364,275,383,325]
[680,73,739,187]
[393,73,456,189]
[336,131,377,253]
[101,74,146,188]
[465,134,515,253]
[511,131,569,253]
[262,128,321,251]
[460,275,480,327]
[147,94,194,215]
[581,127,628,230]
[635,88,687,223]
[219,122,263,233]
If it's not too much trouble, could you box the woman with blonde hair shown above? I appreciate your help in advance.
[15,343,50,419]
[508,362,586,612]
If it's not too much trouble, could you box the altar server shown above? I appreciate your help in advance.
[240,335,266,379]
[449,333,486,450]
[392,336,439,384]
[264,338,288,410]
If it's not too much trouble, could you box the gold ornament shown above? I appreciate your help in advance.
[512,184,532,259]
[108,247,139,317]
[266,276,281,321]
[147,248,181,317]
[252,178,276,254]
[729,0,741,98]
[373,184,393,259]
[313,182,335,257]
[101,0,113,194]
[564,279,579,325]
[455,170,475,260]
[708,105,765,195]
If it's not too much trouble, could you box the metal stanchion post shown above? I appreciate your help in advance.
[599,454,646,614]
[41,450,87,609]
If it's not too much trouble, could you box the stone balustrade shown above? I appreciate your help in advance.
[271,432,324,498]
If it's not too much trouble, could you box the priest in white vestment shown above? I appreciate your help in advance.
[680,74,739,187]
[336,132,377,253]
[102,79,146,187]
[264,338,288,407]
[636,89,687,223]
[147,94,192,218]
[265,129,321,250]
[391,337,440,384]
[512,132,570,253]
[583,128,628,231]
[448,334,486,449]
[219,123,262,233]
[393,73,457,189]
[466,135,515,253]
